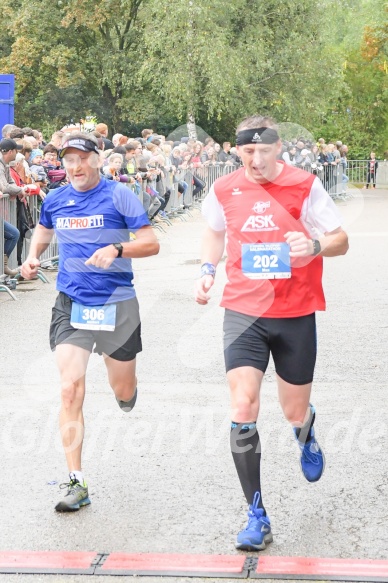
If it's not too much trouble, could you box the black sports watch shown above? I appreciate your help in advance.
[312,239,321,256]
[112,242,123,258]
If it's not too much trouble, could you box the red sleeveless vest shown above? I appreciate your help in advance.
[213,164,325,317]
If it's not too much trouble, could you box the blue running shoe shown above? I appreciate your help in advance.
[294,425,325,482]
[235,492,273,551]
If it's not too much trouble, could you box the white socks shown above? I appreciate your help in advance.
[69,470,84,485]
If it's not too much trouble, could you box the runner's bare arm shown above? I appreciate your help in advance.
[85,225,159,269]
[21,224,54,278]
[201,226,226,266]
[319,227,349,257]
[285,228,348,258]
[195,226,226,305]
[119,225,160,258]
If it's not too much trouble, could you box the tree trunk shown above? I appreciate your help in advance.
[187,113,197,140]
[101,84,124,134]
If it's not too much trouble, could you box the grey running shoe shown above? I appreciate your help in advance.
[55,478,91,512]
[116,388,137,412]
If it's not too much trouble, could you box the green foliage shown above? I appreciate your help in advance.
[0,0,386,153]
[314,0,388,157]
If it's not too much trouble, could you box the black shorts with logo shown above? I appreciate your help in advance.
[50,292,142,362]
[223,309,317,385]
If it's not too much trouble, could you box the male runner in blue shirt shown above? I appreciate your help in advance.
[21,132,159,512]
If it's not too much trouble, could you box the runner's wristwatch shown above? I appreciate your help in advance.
[112,243,123,258]
[312,239,321,256]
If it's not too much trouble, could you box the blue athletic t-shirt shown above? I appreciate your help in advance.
[39,178,150,305]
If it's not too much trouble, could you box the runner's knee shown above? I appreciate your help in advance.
[60,379,85,409]
[231,394,259,421]
[111,377,137,402]
[281,402,308,425]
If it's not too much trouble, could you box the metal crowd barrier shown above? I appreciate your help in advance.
[26,193,59,267]
[293,163,345,198]
[347,159,388,187]
[2,159,387,299]
[294,159,388,197]
[0,202,3,277]
[0,194,18,299]
[1,194,17,270]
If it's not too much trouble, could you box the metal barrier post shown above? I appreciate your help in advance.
[184,171,194,209]
[169,183,179,213]
[376,161,388,188]
[0,194,18,299]
[0,195,5,276]
[347,160,367,187]
[8,197,17,269]
[126,180,143,207]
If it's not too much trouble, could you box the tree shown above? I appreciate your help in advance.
[141,0,344,134]
[315,1,388,157]
[0,0,151,131]
[0,0,384,149]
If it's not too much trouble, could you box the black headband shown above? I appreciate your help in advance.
[236,127,279,146]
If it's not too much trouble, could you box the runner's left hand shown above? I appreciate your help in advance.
[85,245,119,269]
[284,231,314,257]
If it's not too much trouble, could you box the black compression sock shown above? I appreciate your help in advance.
[230,421,265,514]
[294,405,315,444]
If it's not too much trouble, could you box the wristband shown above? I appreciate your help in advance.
[201,262,216,278]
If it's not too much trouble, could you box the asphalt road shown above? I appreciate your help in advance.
[0,187,387,582]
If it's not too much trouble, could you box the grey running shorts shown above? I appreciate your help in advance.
[50,292,142,362]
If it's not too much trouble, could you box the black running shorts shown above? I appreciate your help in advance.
[223,309,317,385]
[50,292,142,362]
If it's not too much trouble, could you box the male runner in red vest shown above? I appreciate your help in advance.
[195,115,349,550]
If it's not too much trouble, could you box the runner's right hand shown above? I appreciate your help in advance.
[195,275,215,305]
[21,257,40,279]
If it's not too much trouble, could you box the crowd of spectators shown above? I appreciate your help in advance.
[280,137,350,194]
[0,120,380,284]
[0,122,242,281]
